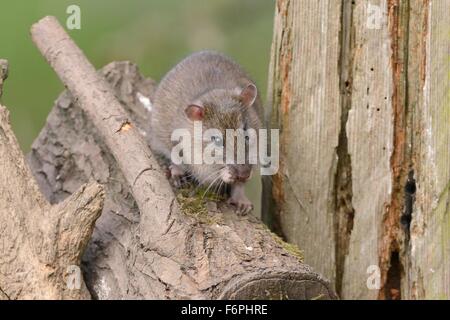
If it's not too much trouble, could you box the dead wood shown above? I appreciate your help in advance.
[0,73,104,299]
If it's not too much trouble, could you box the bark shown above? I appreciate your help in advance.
[264,0,450,300]
[0,97,105,299]
[0,59,8,98]
[26,16,337,300]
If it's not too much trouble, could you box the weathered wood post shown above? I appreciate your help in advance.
[264,0,449,299]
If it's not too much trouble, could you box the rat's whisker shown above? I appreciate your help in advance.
[214,180,225,198]
[202,174,222,199]
[198,168,222,187]
[189,168,223,196]
[198,169,222,186]
[214,167,227,195]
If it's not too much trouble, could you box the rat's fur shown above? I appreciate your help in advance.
[149,51,261,214]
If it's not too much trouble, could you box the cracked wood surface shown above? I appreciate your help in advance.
[263,0,342,286]
[342,0,396,299]
[265,0,449,299]
[407,0,450,299]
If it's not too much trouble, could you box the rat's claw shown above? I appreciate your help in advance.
[238,203,253,216]
[227,198,253,216]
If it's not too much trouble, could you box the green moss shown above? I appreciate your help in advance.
[266,227,304,262]
[177,184,303,262]
[176,183,225,225]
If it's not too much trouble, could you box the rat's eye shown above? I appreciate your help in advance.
[211,135,223,147]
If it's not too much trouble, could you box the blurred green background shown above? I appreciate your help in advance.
[0,0,275,216]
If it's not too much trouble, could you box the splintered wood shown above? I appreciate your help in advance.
[265,0,450,299]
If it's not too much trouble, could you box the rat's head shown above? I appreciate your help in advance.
[183,83,258,186]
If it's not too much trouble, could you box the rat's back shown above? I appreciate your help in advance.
[154,51,251,110]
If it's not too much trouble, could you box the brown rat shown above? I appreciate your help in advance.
[149,51,261,214]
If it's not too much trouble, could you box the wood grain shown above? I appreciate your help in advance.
[266,0,449,299]
[408,0,450,299]
[264,0,342,284]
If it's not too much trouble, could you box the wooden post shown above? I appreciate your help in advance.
[264,0,449,299]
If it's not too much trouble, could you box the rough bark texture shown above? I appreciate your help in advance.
[0,100,105,299]
[264,0,449,300]
[26,16,337,300]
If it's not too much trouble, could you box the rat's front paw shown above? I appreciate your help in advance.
[228,196,253,216]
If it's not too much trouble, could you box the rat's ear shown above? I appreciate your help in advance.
[185,104,204,121]
[238,83,257,107]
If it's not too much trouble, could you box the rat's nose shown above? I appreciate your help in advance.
[236,173,250,182]
[234,166,251,182]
